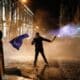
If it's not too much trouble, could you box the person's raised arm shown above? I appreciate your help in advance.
[42,37,51,42]
[51,35,56,42]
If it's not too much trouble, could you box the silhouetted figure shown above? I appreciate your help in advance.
[0,31,4,80]
[32,32,56,66]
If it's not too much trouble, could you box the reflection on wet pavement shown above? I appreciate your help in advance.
[3,60,80,80]
[2,37,80,80]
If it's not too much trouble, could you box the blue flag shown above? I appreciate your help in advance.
[10,34,29,50]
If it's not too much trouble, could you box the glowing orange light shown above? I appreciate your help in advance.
[36,26,39,29]
[20,0,28,4]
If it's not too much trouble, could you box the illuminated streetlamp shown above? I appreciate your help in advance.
[18,0,34,39]
[19,0,28,4]
[36,26,39,29]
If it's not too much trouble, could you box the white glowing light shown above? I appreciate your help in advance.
[58,24,77,37]
[49,24,80,38]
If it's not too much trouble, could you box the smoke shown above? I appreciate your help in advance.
[34,9,49,29]
[49,23,80,37]
[58,24,76,37]
[34,9,60,32]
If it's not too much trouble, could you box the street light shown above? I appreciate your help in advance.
[36,26,39,29]
[19,0,28,4]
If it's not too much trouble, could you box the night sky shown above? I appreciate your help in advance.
[27,0,80,30]
[29,0,60,17]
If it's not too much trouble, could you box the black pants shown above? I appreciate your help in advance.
[34,49,48,66]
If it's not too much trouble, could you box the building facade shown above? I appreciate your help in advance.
[0,0,34,39]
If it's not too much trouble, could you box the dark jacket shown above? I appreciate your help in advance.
[32,36,51,51]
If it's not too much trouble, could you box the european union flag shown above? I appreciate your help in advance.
[10,34,29,50]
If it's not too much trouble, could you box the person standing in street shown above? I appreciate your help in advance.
[32,32,56,66]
